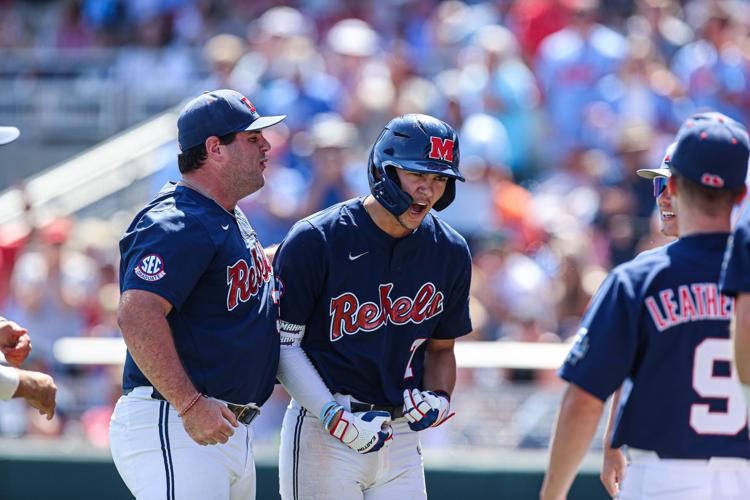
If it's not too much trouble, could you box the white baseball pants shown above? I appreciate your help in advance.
[279,396,426,500]
[619,448,750,500]
[110,386,256,500]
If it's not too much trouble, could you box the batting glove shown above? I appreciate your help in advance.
[320,402,393,454]
[402,388,454,431]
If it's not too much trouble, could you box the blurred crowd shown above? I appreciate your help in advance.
[1,0,747,448]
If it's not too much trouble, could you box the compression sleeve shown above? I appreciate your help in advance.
[277,345,336,420]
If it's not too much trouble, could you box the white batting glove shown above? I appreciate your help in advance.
[320,402,393,454]
[402,388,454,431]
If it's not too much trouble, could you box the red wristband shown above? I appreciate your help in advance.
[178,393,203,417]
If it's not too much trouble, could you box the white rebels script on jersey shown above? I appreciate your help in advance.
[328,282,444,341]
[645,283,733,332]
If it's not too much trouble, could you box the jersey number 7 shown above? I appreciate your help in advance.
[404,338,428,380]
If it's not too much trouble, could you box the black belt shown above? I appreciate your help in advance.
[126,388,261,425]
[226,402,261,425]
[350,401,403,419]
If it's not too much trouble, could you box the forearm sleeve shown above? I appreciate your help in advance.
[277,345,336,420]
[0,365,20,400]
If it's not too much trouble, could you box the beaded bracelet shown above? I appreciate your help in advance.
[320,401,342,430]
[178,392,203,417]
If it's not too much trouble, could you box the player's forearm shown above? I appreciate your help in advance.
[423,341,456,394]
[602,387,622,448]
[541,384,604,500]
[118,294,198,410]
[277,345,336,418]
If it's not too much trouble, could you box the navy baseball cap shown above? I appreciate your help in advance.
[637,142,676,180]
[177,89,286,152]
[0,126,20,146]
[669,112,749,189]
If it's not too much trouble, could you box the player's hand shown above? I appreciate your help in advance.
[321,403,392,454]
[600,446,626,498]
[0,320,31,367]
[181,397,239,446]
[15,369,56,420]
[402,388,453,431]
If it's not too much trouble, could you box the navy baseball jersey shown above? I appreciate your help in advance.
[721,204,750,296]
[561,233,750,459]
[119,183,279,405]
[273,197,472,406]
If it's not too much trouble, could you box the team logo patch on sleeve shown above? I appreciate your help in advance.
[134,254,166,282]
[272,276,285,305]
[565,327,590,366]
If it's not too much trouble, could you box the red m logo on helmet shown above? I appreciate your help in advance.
[701,173,724,188]
[428,137,454,161]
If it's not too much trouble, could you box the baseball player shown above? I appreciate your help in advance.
[600,143,678,497]
[721,165,750,415]
[0,126,57,419]
[541,112,750,500]
[109,89,285,499]
[273,114,472,499]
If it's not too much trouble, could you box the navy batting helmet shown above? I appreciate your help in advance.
[368,114,464,217]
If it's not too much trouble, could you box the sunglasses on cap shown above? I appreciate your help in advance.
[653,176,668,198]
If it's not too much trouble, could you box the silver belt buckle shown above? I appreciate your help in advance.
[228,402,261,425]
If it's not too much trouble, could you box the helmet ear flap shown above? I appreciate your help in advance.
[432,179,455,211]
[384,164,401,188]
[380,164,412,212]
[368,149,412,216]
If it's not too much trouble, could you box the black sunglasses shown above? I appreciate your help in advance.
[653,176,668,198]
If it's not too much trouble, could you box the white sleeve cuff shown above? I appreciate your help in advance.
[277,345,335,419]
[0,365,20,400]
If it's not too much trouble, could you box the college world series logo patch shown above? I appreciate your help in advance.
[135,254,166,282]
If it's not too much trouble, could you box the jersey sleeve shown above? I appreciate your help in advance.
[432,243,473,340]
[0,365,19,401]
[721,208,750,296]
[273,221,327,325]
[120,210,215,310]
[558,268,641,402]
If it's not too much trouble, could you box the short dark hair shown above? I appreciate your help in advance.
[177,132,237,173]
[673,171,744,216]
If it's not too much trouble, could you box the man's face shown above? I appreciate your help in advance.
[654,176,678,237]
[224,130,271,196]
[394,168,448,230]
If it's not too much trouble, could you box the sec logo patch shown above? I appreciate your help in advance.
[135,254,166,282]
